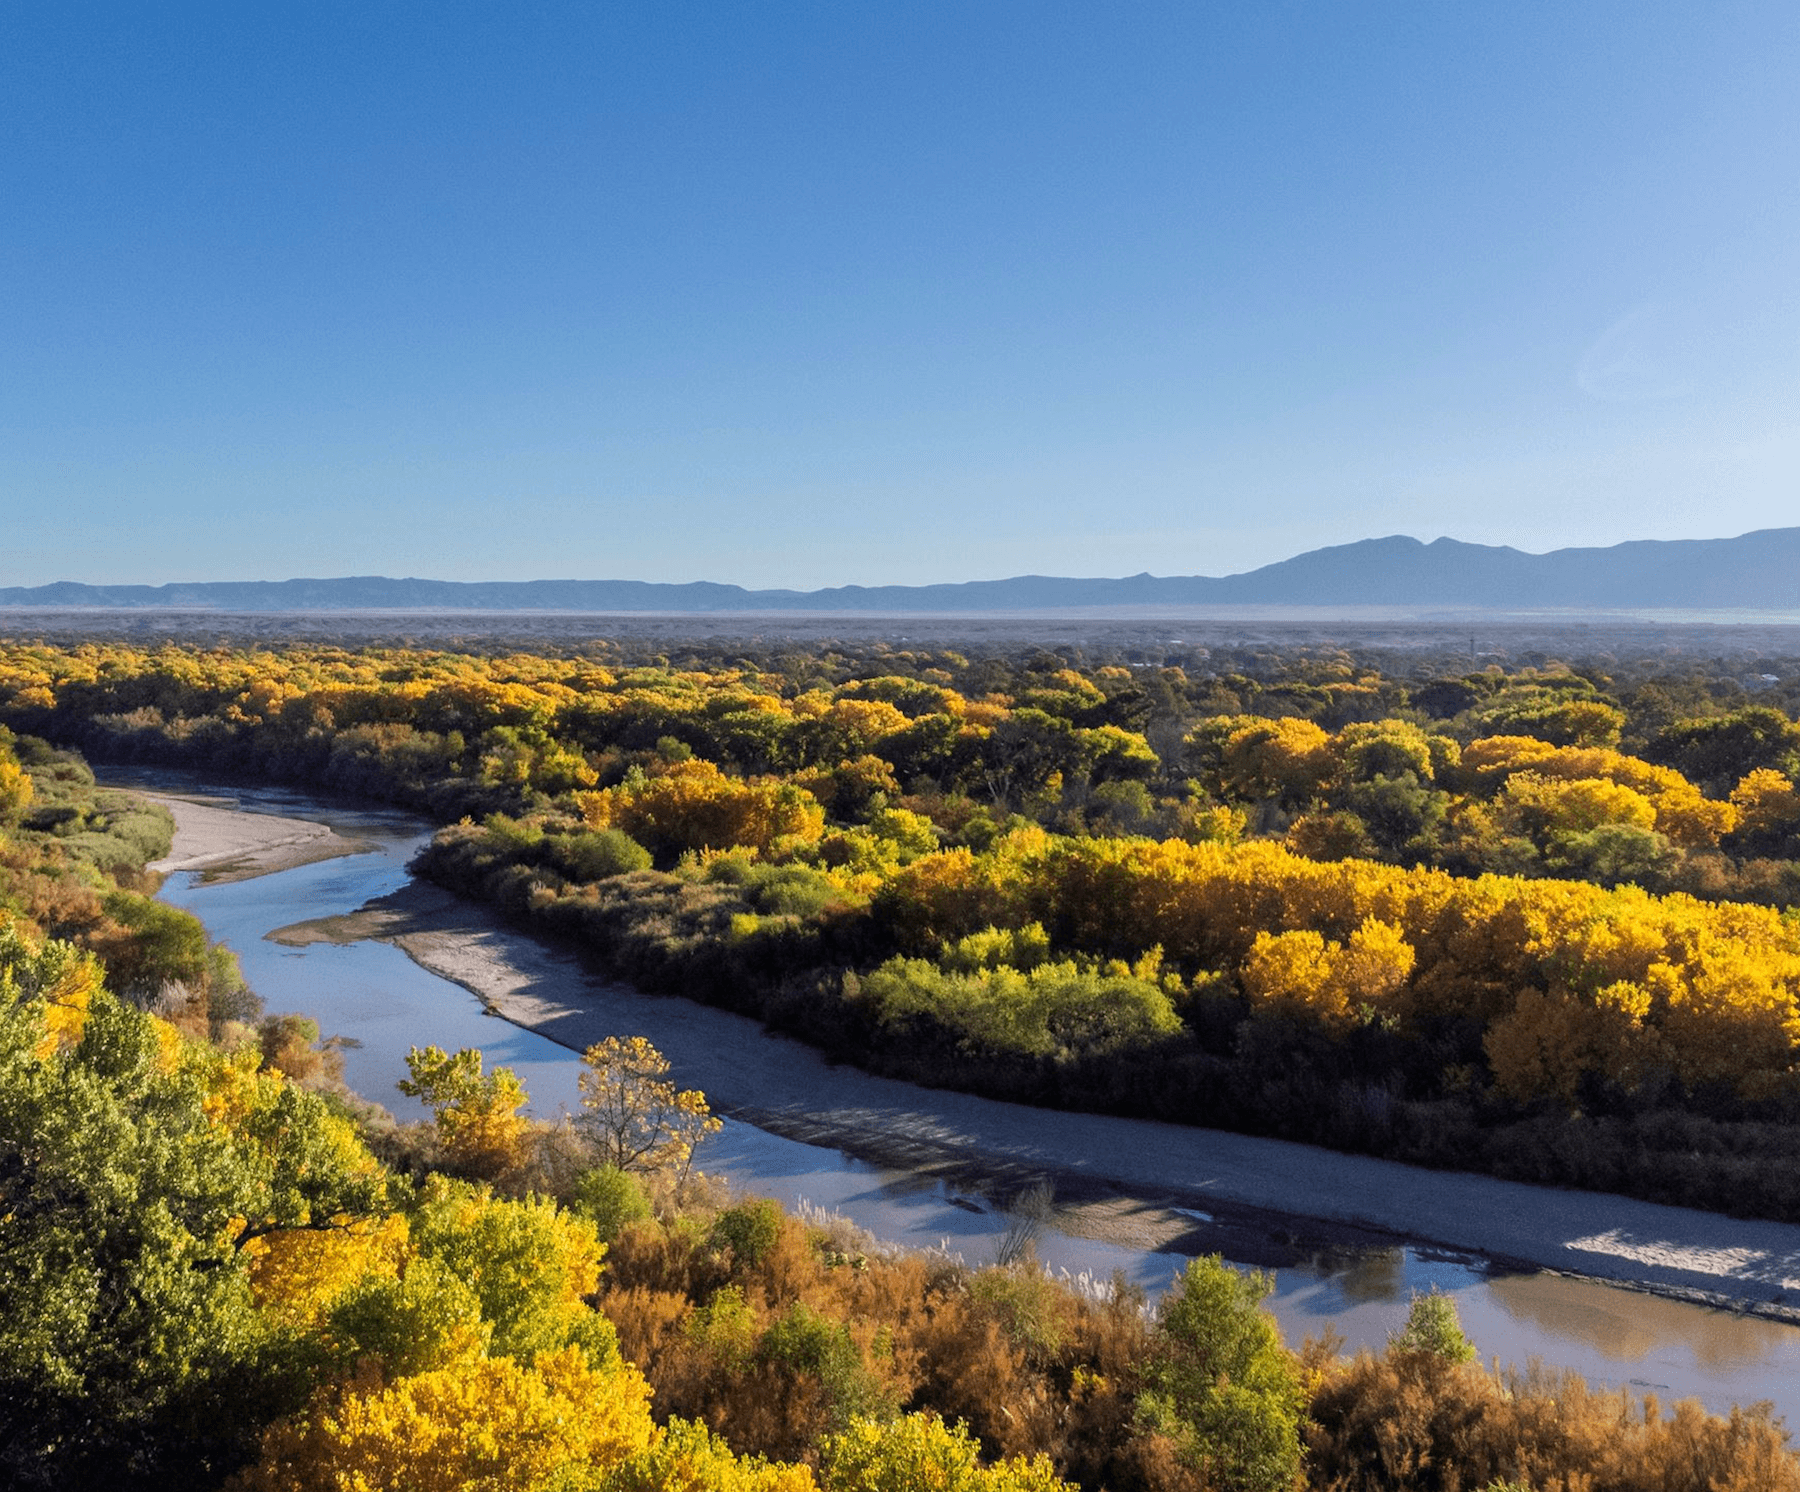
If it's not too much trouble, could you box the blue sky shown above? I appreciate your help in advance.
[3,3,1796,588]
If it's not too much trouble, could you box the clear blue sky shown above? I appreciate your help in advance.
[3,2,1796,588]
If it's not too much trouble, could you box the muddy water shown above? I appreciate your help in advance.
[136,774,1800,1423]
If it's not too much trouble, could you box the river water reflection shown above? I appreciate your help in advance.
[135,774,1800,1424]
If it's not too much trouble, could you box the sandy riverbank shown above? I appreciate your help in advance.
[264,875,1800,1319]
[144,791,368,881]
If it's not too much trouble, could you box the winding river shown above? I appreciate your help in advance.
[127,772,1800,1424]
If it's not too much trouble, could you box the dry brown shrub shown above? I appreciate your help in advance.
[702,1358,836,1464]
[742,1210,826,1308]
[15,871,104,939]
[604,1215,713,1297]
[601,1283,691,1371]
[908,1293,1051,1458]
[1307,1352,1800,1492]
[1111,1429,1210,1492]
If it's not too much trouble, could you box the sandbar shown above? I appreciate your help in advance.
[144,790,366,882]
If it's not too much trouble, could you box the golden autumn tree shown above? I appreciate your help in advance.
[234,1347,656,1492]
[1238,918,1415,1025]
[577,1035,721,1182]
[607,1416,819,1492]
[0,919,104,1055]
[579,759,825,857]
[0,733,31,825]
[400,1044,535,1182]
[245,1213,412,1331]
[819,1412,1073,1492]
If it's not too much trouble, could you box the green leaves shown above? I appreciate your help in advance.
[0,973,389,1489]
[1137,1256,1305,1492]
[0,984,271,1487]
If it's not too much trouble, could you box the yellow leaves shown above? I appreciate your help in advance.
[1459,734,1561,785]
[1173,800,1246,846]
[1215,715,1333,803]
[582,759,825,856]
[1240,919,1415,1025]
[1502,773,1656,836]
[247,1213,411,1329]
[1732,768,1800,838]
[1648,781,1738,848]
[579,1035,721,1181]
[610,1416,819,1492]
[1241,930,1336,1014]
[1485,986,1664,1105]
[1466,736,1739,847]
[820,1412,1074,1492]
[821,698,910,748]
[1339,918,1418,1006]
[400,1045,535,1183]
[0,922,104,1056]
[0,752,32,824]
[1027,833,1800,1099]
[1661,942,1800,1091]
[236,1347,656,1492]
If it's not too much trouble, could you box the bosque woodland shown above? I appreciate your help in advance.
[6,633,1800,1490]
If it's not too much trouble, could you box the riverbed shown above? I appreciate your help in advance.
[127,771,1800,1423]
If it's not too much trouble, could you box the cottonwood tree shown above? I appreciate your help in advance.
[576,1035,720,1182]
[400,1044,533,1182]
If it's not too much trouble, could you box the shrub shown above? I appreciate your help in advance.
[569,1165,653,1243]
[1389,1288,1477,1364]
[712,1198,785,1272]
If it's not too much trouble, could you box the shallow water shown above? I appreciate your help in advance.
[134,772,1800,1423]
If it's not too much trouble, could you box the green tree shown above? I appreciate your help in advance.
[1648,706,1800,793]
[1388,1287,1478,1363]
[1137,1256,1305,1492]
[0,983,377,1489]
[399,1044,533,1181]
[407,1175,618,1366]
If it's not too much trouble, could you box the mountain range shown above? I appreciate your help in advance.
[6,529,1800,613]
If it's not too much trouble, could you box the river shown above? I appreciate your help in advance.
[128,772,1800,1424]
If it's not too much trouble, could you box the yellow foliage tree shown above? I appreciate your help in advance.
[1465,736,1738,847]
[819,1412,1073,1492]
[580,759,825,856]
[0,750,32,824]
[235,1347,655,1492]
[607,1416,819,1492]
[1732,767,1800,840]
[400,1044,534,1182]
[1217,717,1333,804]
[0,920,104,1055]
[1500,773,1657,836]
[246,1213,412,1330]
[578,1035,721,1181]
[1239,919,1415,1025]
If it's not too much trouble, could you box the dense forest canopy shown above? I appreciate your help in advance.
[8,636,1800,1221]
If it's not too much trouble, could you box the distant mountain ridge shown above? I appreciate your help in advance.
[6,529,1800,612]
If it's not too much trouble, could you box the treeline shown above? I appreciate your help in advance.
[11,643,1800,1217]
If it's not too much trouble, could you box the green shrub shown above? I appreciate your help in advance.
[546,829,651,881]
[1389,1288,1477,1363]
[712,1197,784,1271]
[567,1164,653,1243]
